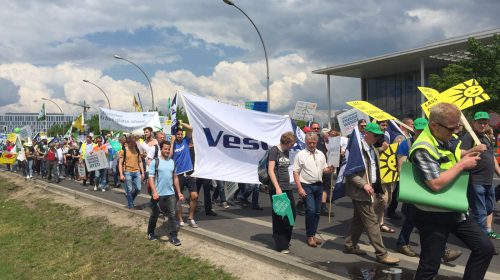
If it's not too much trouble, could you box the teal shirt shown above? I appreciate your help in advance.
[149,157,175,196]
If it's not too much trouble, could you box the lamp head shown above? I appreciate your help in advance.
[223,0,234,5]
[113,55,123,59]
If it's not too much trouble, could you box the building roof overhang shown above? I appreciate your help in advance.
[312,28,499,79]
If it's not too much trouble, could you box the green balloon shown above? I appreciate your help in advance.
[14,127,21,133]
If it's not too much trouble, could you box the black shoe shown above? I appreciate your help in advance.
[170,237,181,246]
[252,206,264,210]
[147,233,158,241]
[206,211,218,216]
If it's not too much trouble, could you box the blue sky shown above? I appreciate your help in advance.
[0,0,499,123]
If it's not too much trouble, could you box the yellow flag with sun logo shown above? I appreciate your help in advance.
[421,79,490,116]
[379,143,400,183]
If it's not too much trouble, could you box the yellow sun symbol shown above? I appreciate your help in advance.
[379,143,400,183]
[440,79,490,110]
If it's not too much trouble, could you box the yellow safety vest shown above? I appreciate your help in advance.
[409,126,461,170]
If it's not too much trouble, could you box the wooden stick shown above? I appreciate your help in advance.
[328,173,334,224]
[460,112,481,146]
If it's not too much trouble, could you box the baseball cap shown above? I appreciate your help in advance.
[413,117,428,130]
[474,111,489,120]
[365,123,384,135]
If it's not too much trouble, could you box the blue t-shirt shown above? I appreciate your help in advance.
[172,137,193,175]
[149,158,175,196]
[396,138,410,157]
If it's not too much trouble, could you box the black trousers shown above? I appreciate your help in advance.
[386,181,399,215]
[269,189,296,251]
[414,216,494,280]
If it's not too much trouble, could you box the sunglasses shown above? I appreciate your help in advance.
[311,127,320,130]
[435,122,461,133]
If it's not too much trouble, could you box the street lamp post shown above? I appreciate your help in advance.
[113,55,155,111]
[223,0,270,112]
[82,80,111,109]
[41,98,64,114]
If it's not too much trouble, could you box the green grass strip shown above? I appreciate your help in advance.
[0,181,234,280]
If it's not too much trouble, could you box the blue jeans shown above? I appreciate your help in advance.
[27,159,33,177]
[124,171,142,208]
[302,183,322,237]
[397,203,415,246]
[213,180,227,203]
[467,184,495,234]
[238,183,260,208]
[95,168,108,189]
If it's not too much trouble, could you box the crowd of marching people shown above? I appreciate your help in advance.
[1,104,500,279]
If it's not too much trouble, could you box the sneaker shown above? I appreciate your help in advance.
[442,248,462,263]
[188,219,199,228]
[94,186,98,191]
[26,175,30,179]
[170,237,182,246]
[377,255,400,265]
[397,245,419,257]
[280,249,290,254]
[343,246,367,255]
[147,233,158,241]
[222,202,229,209]
[101,188,106,192]
[178,221,185,227]
[488,231,500,240]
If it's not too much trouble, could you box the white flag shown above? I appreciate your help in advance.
[181,92,304,184]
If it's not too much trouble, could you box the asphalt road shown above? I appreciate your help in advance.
[3,170,500,280]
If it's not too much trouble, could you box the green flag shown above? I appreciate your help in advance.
[272,193,295,226]
[37,103,46,121]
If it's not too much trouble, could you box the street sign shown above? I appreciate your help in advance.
[245,101,268,112]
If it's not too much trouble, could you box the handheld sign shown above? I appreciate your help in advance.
[272,193,295,226]
[379,143,400,183]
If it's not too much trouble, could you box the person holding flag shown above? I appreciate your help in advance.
[342,123,400,265]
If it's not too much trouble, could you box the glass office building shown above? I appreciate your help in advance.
[313,28,499,121]
[0,113,75,136]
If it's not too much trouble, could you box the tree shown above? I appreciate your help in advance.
[429,35,500,115]
[47,121,72,137]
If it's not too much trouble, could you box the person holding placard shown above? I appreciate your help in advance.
[293,132,334,248]
[409,103,494,280]
[268,131,296,253]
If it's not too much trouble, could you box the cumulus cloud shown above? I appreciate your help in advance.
[0,0,498,125]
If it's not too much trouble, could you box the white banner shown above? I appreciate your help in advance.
[337,108,369,136]
[84,150,108,172]
[19,126,32,140]
[99,108,161,134]
[182,92,304,184]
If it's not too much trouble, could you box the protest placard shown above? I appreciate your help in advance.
[379,143,400,183]
[19,126,32,140]
[326,136,341,167]
[84,150,108,172]
[337,108,369,136]
[346,101,395,121]
[292,101,317,122]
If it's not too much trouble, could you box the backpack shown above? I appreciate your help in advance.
[257,148,272,185]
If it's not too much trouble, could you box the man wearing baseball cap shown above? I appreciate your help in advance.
[343,122,400,265]
[461,111,500,241]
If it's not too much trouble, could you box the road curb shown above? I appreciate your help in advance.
[3,173,348,280]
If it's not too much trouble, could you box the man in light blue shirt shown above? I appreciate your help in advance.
[147,140,184,246]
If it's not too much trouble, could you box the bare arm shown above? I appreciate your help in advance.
[180,120,193,138]
[268,160,281,194]
[293,171,306,198]
[461,144,487,157]
[169,136,175,158]
[173,172,184,201]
